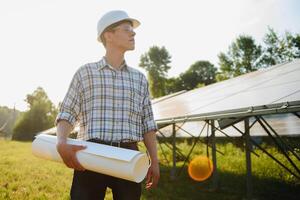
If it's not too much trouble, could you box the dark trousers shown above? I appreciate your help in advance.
[70,140,141,200]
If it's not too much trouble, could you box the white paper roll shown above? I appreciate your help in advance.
[32,134,149,183]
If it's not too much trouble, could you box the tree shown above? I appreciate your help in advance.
[12,87,58,141]
[261,27,300,66]
[218,35,262,80]
[179,61,217,90]
[139,46,172,98]
[165,77,183,94]
[0,106,20,138]
[292,34,300,55]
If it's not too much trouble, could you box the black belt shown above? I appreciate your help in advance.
[88,138,138,151]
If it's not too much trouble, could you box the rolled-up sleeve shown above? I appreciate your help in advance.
[141,79,157,134]
[55,71,83,127]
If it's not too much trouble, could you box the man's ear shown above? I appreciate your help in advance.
[104,32,113,44]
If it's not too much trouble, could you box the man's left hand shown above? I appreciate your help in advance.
[145,161,160,190]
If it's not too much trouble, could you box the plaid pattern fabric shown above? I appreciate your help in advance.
[56,57,157,142]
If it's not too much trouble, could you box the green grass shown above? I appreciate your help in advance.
[0,139,299,200]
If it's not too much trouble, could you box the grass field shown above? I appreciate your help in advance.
[0,139,299,200]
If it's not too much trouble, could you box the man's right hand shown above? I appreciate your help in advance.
[56,142,87,171]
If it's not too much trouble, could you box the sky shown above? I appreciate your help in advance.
[0,0,300,111]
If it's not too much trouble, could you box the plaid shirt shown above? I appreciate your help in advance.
[56,57,157,142]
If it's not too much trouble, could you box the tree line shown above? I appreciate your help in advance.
[0,87,58,141]
[1,28,299,141]
[0,106,20,138]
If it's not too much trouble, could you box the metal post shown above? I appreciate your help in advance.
[211,120,218,190]
[170,123,176,180]
[245,118,253,200]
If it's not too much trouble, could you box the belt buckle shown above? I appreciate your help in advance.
[110,141,121,147]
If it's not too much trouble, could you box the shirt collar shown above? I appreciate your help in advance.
[98,57,128,71]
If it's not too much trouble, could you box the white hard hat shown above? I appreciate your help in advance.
[97,10,140,43]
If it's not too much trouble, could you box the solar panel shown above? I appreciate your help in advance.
[152,59,300,121]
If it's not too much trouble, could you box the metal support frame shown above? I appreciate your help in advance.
[175,121,225,177]
[157,130,186,160]
[175,124,224,155]
[158,121,224,180]
[249,135,300,179]
[211,120,218,190]
[232,124,260,157]
[208,121,259,157]
[249,117,258,129]
[177,121,209,176]
[256,116,300,175]
[244,118,253,200]
[170,123,177,180]
[259,116,300,161]
[156,108,300,198]
[234,117,300,179]
[158,120,225,179]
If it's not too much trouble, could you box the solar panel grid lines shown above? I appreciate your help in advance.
[152,59,300,137]
[152,59,300,120]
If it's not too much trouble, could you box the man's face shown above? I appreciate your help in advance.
[108,22,136,51]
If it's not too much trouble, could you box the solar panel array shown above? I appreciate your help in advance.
[152,59,300,137]
[153,59,300,120]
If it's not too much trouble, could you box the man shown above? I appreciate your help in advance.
[55,10,160,200]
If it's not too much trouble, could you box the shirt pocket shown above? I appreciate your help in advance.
[130,90,143,115]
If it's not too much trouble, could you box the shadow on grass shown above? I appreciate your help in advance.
[141,165,300,200]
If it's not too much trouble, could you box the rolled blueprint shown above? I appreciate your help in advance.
[32,134,149,183]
